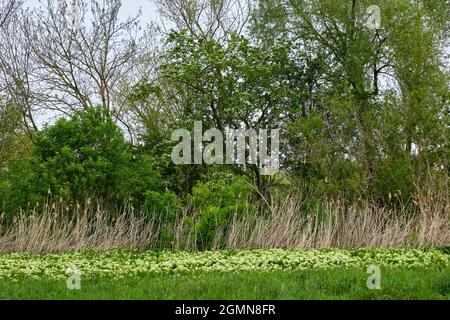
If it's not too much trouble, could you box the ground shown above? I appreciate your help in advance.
[0,248,449,300]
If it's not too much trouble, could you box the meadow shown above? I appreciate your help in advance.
[1,248,449,300]
[1,0,449,302]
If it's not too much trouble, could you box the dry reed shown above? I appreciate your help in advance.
[0,182,448,254]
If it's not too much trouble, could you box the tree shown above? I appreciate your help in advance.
[1,107,163,213]
[249,0,289,48]
[0,0,18,28]
[155,0,253,40]
[276,0,449,200]
[0,0,150,143]
[0,3,38,142]
[133,31,304,193]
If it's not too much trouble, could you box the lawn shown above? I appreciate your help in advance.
[0,248,449,300]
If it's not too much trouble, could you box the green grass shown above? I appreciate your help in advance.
[0,268,449,300]
[0,248,449,300]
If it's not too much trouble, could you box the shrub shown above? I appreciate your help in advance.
[188,174,255,249]
[1,107,163,215]
[143,190,181,223]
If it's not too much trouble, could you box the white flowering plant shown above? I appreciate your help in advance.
[0,248,448,282]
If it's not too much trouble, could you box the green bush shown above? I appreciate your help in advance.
[32,107,133,203]
[1,107,163,216]
[143,190,181,223]
[188,174,255,249]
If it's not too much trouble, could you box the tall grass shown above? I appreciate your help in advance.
[0,182,448,253]
[224,197,448,250]
[0,201,159,253]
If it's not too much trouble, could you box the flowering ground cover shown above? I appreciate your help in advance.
[1,248,449,280]
[0,248,449,299]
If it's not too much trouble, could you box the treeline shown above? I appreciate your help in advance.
[0,0,448,248]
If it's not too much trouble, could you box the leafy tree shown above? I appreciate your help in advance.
[187,173,255,249]
[1,107,163,214]
[278,0,448,201]
[155,31,305,194]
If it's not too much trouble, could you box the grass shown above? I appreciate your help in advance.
[0,268,449,300]
[0,248,449,300]
[1,180,448,253]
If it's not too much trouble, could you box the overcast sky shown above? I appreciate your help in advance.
[23,0,162,127]
[24,0,160,25]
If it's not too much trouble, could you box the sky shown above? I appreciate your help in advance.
[23,0,162,127]
[24,0,160,25]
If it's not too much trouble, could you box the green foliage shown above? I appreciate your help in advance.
[187,174,255,249]
[0,248,447,280]
[0,107,165,217]
[161,31,301,132]
[31,107,133,203]
[143,190,181,223]
[282,0,449,203]
[1,0,449,243]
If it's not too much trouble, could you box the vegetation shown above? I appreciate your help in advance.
[0,0,448,301]
[0,249,449,300]
[0,186,447,253]
[1,248,449,281]
[0,0,448,252]
[2,268,449,300]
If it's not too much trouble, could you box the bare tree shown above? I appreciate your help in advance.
[0,0,19,28]
[22,0,142,118]
[0,8,38,140]
[0,0,37,148]
[155,0,253,39]
[0,0,160,145]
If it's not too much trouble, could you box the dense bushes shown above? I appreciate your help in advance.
[0,108,165,216]
[187,174,255,249]
[0,104,447,249]
[0,109,259,248]
[0,0,448,252]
